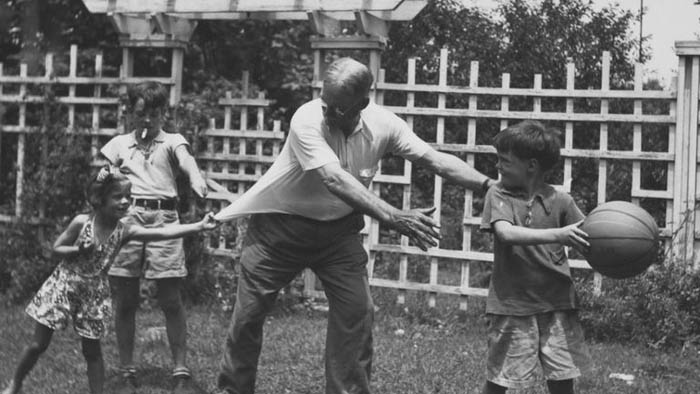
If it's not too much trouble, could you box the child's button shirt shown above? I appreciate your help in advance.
[480,183,585,315]
[100,130,189,200]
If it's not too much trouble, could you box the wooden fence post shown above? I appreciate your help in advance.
[673,41,700,268]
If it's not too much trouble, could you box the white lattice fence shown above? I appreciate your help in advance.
[301,49,678,308]
[0,44,175,223]
[198,71,284,256]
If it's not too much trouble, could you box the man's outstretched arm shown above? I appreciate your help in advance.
[413,148,496,192]
[316,162,440,250]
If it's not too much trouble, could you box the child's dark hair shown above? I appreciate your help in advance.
[493,120,562,171]
[126,81,169,110]
[87,165,130,208]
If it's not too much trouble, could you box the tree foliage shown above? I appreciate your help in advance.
[385,0,642,89]
[0,0,118,73]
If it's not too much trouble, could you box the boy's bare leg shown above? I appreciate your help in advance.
[112,276,140,368]
[111,276,139,394]
[156,278,187,370]
[547,379,574,394]
[482,381,507,394]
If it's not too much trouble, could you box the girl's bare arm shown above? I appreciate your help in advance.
[124,213,218,243]
[53,214,90,257]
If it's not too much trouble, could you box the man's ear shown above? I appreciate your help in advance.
[527,158,540,172]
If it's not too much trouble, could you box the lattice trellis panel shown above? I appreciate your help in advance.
[199,71,284,254]
[0,44,175,223]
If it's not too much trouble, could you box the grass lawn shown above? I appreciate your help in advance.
[2,292,700,394]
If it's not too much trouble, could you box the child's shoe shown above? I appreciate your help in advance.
[115,366,138,394]
[172,366,194,394]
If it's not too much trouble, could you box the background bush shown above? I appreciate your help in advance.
[577,257,700,349]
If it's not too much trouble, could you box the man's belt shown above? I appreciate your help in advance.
[132,198,177,210]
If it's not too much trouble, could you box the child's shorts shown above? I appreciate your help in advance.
[486,310,591,389]
[108,206,186,279]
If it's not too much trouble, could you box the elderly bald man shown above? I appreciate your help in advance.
[214,57,495,394]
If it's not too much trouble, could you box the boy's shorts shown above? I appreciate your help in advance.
[108,206,187,279]
[486,310,591,389]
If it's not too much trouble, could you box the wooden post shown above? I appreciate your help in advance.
[119,47,134,133]
[111,13,196,108]
[170,47,184,106]
[0,62,4,192]
[38,53,54,241]
[673,41,700,268]
[15,64,27,217]
[593,51,611,295]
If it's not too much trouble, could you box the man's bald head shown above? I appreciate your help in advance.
[322,58,374,99]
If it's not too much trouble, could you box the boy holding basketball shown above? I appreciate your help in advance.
[480,120,591,394]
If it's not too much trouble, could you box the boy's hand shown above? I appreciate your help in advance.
[78,239,95,255]
[558,220,589,254]
[200,212,220,230]
[191,177,209,199]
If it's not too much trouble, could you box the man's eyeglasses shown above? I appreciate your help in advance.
[322,97,370,120]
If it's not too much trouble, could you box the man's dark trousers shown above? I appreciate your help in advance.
[218,212,374,394]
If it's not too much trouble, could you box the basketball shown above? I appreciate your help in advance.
[579,201,659,279]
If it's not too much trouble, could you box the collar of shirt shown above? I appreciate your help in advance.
[127,129,166,148]
[499,183,556,214]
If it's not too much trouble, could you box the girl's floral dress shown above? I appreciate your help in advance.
[26,216,126,339]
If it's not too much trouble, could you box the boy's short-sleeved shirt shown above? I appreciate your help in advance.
[100,130,189,199]
[480,183,585,315]
[214,99,431,222]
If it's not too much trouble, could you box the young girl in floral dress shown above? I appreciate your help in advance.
[1,167,217,394]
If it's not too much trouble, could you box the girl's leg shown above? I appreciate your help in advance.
[81,338,104,394]
[546,379,574,394]
[2,322,53,394]
[482,381,507,394]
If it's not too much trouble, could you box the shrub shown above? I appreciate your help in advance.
[578,258,700,349]
[0,88,91,301]
[0,222,57,302]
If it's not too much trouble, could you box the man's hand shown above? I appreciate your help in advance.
[387,207,441,251]
[190,177,209,199]
[557,220,590,255]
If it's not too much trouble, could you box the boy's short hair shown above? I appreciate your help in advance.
[493,120,562,171]
[127,81,169,110]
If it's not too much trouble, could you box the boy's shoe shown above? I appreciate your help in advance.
[115,366,138,394]
[172,366,197,394]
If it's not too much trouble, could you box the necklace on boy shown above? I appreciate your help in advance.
[137,141,155,161]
